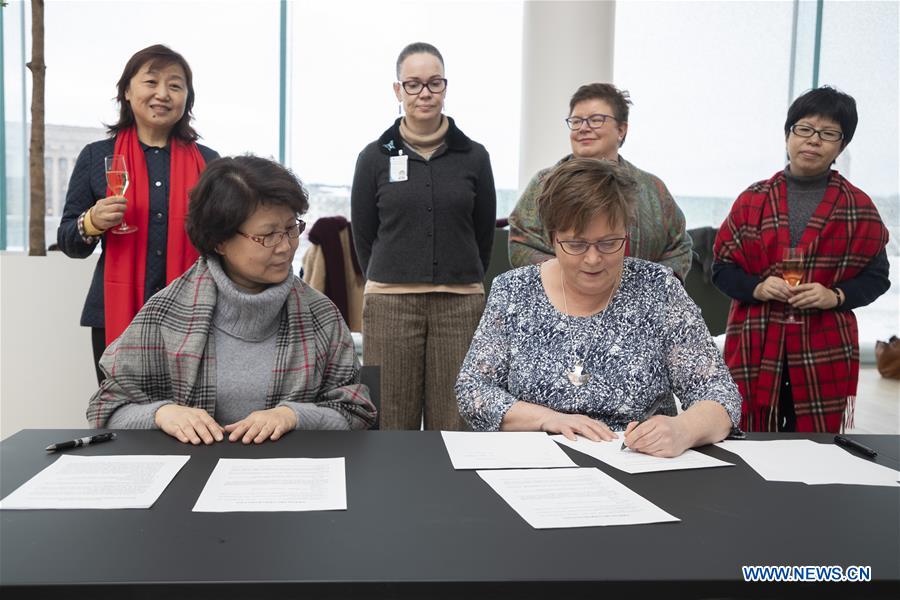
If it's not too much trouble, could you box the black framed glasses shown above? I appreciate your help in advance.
[790,124,843,142]
[565,113,619,130]
[238,219,306,248]
[400,78,447,95]
[556,237,627,255]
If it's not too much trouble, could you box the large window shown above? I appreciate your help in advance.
[614,0,794,228]
[819,0,899,348]
[614,0,898,356]
[3,0,281,249]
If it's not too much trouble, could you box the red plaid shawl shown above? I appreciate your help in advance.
[714,170,888,432]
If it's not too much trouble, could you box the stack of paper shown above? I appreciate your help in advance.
[0,455,190,509]
[441,431,681,529]
[477,467,680,528]
[441,431,577,469]
[553,433,734,474]
[716,439,900,487]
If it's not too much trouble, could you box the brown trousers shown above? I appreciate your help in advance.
[362,293,484,430]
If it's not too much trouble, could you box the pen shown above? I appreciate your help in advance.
[45,432,117,453]
[834,435,877,458]
[621,393,668,451]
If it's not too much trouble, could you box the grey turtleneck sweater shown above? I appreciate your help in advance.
[108,257,349,429]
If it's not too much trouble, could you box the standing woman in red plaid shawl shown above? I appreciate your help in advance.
[57,45,218,385]
[712,87,890,432]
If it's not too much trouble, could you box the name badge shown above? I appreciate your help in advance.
[389,152,408,183]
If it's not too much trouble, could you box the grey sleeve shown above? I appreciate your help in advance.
[106,401,173,429]
[278,401,352,431]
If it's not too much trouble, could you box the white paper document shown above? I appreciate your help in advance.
[441,431,577,470]
[477,467,680,528]
[0,454,190,510]
[716,439,900,487]
[192,457,347,512]
[552,433,734,474]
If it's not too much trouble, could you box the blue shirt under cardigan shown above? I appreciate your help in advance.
[56,137,218,328]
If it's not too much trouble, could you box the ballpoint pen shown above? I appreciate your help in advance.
[621,393,667,450]
[45,432,117,452]
[834,435,877,458]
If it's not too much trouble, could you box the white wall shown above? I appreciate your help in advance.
[1,252,99,440]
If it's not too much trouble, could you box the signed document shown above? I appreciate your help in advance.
[552,433,733,474]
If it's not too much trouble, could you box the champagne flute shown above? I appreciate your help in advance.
[781,247,804,324]
[104,154,136,234]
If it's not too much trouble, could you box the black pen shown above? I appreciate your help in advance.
[45,432,117,453]
[834,435,877,458]
[621,393,668,451]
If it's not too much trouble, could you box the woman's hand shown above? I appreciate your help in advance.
[789,282,839,310]
[752,276,795,303]
[622,415,691,457]
[224,406,297,444]
[540,413,617,442]
[90,195,128,231]
[155,404,225,445]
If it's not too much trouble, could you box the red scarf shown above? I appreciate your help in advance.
[714,170,888,432]
[103,127,206,344]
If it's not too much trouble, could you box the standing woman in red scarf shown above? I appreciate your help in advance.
[712,87,890,433]
[58,45,218,383]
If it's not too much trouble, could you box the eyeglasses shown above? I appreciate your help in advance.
[790,124,843,142]
[400,78,448,95]
[238,219,305,248]
[565,113,619,131]
[556,237,627,255]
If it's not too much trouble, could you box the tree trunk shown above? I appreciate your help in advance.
[26,0,46,256]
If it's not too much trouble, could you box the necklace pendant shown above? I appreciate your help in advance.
[566,362,590,387]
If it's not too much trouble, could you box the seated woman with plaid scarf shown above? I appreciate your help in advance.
[713,87,890,433]
[86,156,376,444]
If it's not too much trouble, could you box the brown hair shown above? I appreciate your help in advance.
[396,42,444,79]
[569,83,632,147]
[538,158,637,239]
[107,44,198,142]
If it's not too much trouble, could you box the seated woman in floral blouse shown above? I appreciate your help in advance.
[455,158,740,457]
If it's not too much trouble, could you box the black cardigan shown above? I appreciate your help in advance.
[350,117,496,285]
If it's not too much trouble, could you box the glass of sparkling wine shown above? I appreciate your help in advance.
[104,154,136,234]
[781,247,804,324]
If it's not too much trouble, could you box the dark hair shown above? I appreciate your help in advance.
[187,156,310,256]
[107,44,198,142]
[538,158,637,238]
[784,86,858,148]
[569,83,633,147]
[396,42,444,79]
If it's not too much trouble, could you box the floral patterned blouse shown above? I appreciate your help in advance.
[455,258,742,431]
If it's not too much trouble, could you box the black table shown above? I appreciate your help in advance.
[1,430,898,599]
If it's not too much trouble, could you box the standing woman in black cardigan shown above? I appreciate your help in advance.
[351,42,496,430]
[57,45,218,384]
